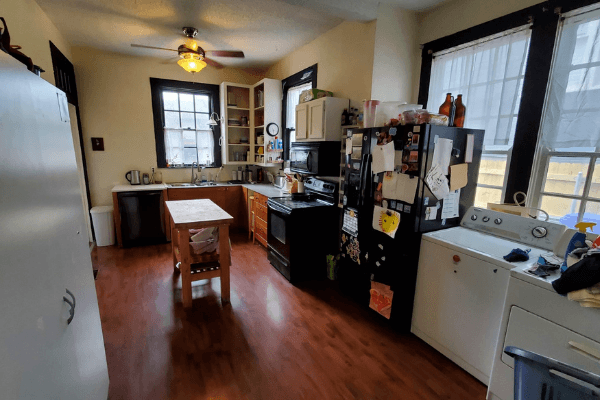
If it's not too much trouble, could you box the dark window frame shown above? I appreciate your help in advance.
[150,77,221,168]
[418,0,600,203]
[281,64,318,160]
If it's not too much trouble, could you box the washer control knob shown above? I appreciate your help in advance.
[471,215,477,221]
[494,218,502,225]
[532,226,548,238]
[482,216,490,222]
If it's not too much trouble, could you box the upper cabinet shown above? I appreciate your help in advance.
[220,79,282,166]
[295,97,349,142]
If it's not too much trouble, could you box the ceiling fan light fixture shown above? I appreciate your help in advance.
[184,38,199,52]
[177,53,206,73]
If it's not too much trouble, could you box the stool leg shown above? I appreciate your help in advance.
[178,229,192,308]
[219,224,231,304]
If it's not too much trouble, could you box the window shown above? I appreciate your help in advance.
[427,26,532,208]
[530,5,600,228]
[281,64,317,160]
[150,78,221,168]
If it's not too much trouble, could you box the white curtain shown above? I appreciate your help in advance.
[286,82,313,130]
[539,6,600,150]
[164,128,214,166]
[428,26,531,148]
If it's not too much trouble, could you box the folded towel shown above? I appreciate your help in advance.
[568,284,600,308]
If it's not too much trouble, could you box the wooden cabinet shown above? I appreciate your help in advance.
[252,192,269,248]
[220,78,282,167]
[294,97,349,142]
[295,104,308,140]
[167,186,246,231]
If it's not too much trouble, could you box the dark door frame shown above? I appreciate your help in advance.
[49,41,95,240]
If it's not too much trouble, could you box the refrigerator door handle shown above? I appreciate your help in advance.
[359,154,371,207]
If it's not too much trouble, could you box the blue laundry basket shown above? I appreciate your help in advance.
[504,346,600,400]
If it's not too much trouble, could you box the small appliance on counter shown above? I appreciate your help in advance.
[125,170,141,185]
[267,177,339,282]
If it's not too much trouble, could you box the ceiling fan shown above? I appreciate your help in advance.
[131,27,245,73]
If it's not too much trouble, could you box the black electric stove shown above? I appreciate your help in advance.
[266,177,339,282]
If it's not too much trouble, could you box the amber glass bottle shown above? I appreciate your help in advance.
[439,93,453,117]
[454,94,466,128]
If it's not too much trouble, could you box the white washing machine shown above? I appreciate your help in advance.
[487,246,600,399]
[412,207,566,385]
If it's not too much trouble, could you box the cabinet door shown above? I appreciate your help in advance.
[295,104,308,140]
[412,240,509,380]
[308,100,325,139]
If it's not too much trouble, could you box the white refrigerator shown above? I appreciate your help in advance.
[0,53,109,398]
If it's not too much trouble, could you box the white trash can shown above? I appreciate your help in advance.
[90,206,115,246]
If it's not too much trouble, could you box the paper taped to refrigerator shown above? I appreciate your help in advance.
[432,138,453,173]
[425,164,450,200]
[382,172,419,204]
[465,134,474,163]
[372,142,395,174]
[441,189,460,219]
[369,281,393,319]
[372,205,400,239]
[449,163,468,191]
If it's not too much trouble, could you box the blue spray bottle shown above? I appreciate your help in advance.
[561,221,596,272]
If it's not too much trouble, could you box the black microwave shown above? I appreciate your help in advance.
[289,141,341,176]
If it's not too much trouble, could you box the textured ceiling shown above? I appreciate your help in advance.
[36,0,448,68]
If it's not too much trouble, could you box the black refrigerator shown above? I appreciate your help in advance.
[338,124,484,331]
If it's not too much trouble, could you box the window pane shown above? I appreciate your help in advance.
[179,93,194,112]
[166,129,182,148]
[589,160,600,199]
[183,131,196,147]
[164,111,180,129]
[195,95,209,113]
[584,201,600,225]
[478,154,508,186]
[195,113,209,130]
[474,186,502,209]
[542,156,589,196]
[540,195,581,226]
[180,112,195,129]
[162,91,179,111]
[183,147,197,165]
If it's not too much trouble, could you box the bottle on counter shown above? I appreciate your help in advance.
[439,93,453,117]
[257,168,264,182]
[154,170,162,184]
[342,108,349,126]
[453,94,466,128]
[348,108,355,126]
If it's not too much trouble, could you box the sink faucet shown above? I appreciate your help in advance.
[191,162,197,184]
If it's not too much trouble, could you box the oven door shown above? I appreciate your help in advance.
[289,147,316,174]
[267,201,291,261]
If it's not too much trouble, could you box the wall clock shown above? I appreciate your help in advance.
[266,122,279,137]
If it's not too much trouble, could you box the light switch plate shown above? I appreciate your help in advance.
[91,137,104,151]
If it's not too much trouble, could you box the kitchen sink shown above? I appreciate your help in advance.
[168,183,195,187]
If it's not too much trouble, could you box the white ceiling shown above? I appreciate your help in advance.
[36,0,448,68]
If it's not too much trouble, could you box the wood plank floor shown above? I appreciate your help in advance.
[92,233,487,400]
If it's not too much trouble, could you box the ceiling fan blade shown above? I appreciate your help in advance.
[204,50,245,58]
[204,57,224,69]
[131,44,178,52]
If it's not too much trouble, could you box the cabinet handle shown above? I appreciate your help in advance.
[63,289,76,325]
[453,255,461,263]
[569,341,600,361]
[219,136,223,147]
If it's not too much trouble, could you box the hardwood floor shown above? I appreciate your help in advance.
[92,234,487,400]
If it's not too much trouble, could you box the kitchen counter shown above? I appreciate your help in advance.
[112,184,168,192]
[242,183,290,198]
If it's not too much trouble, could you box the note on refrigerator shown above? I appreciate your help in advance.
[382,172,419,204]
[449,163,469,191]
[345,138,353,155]
[372,142,395,174]
[441,189,461,219]
[465,134,475,163]
[372,205,401,239]
[369,281,394,319]
[425,164,450,200]
[432,138,453,173]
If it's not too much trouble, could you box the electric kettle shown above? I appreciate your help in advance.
[125,170,141,185]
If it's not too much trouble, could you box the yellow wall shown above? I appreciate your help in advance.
[265,21,377,109]
[2,0,73,86]
[72,46,267,207]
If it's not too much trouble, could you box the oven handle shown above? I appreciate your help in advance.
[307,151,313,172]
[268,201,292,216]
